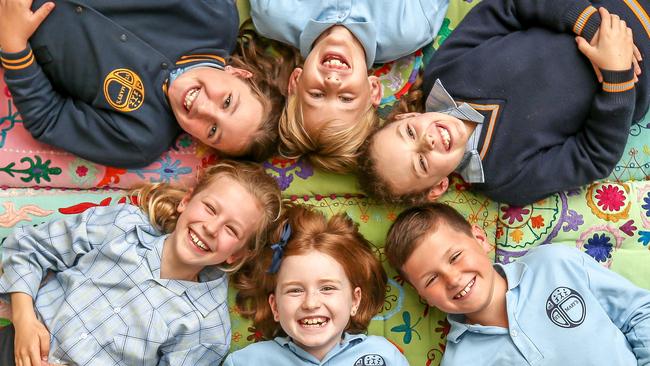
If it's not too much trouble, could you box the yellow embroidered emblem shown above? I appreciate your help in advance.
[103,68,145,112]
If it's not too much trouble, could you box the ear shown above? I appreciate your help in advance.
[368,75,382,107]
[426,177,449,202]
[224,65,253,79]
[268,293,280,322]
[351,287,362,316]
[287,67,303,95]
[470,225,492,253]
[394,112,421,121]
[177,190,193,213]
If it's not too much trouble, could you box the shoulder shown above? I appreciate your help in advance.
[521,244,585,265]
[225,341,283,363]
[350,335,408,362]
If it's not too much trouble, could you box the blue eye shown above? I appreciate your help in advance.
[223,94,232,108]
[339,96,353,103]
[419,155,427,172]
[450,252,462,263]
[309,91,324,98]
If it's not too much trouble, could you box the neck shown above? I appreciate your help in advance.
[160,237,201,281]
[465,269,509,328]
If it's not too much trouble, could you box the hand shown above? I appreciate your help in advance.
[10,293,51,366]
[0,0,55,53]
[575,7,636,79]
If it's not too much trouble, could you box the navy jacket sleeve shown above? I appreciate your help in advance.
[1,47,176,169]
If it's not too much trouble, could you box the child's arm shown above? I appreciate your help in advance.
[0,1,173,168]
[0,205,143,301]
[10,292,50,366]
[579,252,650,363]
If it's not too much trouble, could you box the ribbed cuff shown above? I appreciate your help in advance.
[601,68,635,106]
[565,4,601,41]
[0,45,39,79]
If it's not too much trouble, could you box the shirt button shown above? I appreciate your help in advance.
[75,6,83,13]
[511,329,518,337]
[113,307,122,313]
[80,332,88,340]
[161,62,169,70]
[120,34,128,42]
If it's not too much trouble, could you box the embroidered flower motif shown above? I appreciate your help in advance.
[263,158,314,191]
[500,205,530,225]
[360,214,369,223]
[435,319,451,339]
[638,231,650,247]
[246,326,264,342]
[69,158,99,186]
[595,184,626,212]
[562,209,584,232]
[584,233,613,262]
[531,215,544,229]
[387,212,397,221]
[642,194,650,217]
[232,331,242,343]
[132,155,192,183]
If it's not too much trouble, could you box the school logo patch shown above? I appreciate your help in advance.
[545,286,586,328]
[354,354,386,366]
[103,68,144,112]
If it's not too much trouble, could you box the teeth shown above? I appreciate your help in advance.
[323,58,349,69]
[184,88,199,111]
[300,317,328,327]
[454,278,475,299]
[438,127,450,150]
[190,231,209,251]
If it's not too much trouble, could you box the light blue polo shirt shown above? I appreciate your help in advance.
[223,333,409,365]
[442,245,650,365]
[250,0,449,66]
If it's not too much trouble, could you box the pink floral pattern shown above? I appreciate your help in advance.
[595,184,626,212]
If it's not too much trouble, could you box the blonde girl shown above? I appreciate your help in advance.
[224,205,408,365]
[0,160,281,366]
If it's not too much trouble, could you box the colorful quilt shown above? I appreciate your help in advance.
[1,1,649,365]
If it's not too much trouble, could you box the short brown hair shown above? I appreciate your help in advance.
[385,203,472,281]
[131,159,282,273]
[233,204,387,339]
[356,125,431,205]
[279,94,380,173]
[229,26,302,161]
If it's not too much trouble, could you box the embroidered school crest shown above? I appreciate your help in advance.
[354,354,386,365]
[103,68,144,112]
[545,286,586,328]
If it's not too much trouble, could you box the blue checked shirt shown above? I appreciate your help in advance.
[0,204,231,365]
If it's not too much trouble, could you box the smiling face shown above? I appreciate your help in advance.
[168,66,264,156]
[163,176,263,280]
[269,251,362,361]
[290,25,382,137]
[371,112,476,201]
[402,224,506,325]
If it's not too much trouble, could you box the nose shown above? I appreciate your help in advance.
[203,218,221,237]
[324,74,342,87]
[443,267,462,290]
[194,98,220,120]
[302,290,322,310]
[420,131,435,151]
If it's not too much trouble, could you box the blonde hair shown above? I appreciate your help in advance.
[278,94,380,173]
[233,205,387,339]
[229,24,302,161]
[130,160,282,272]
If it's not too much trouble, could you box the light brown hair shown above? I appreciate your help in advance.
[131,159,282,272]
[229,24,302,161]
[278,94,380,173]
[233,204,387,339]
[385,203,472,281]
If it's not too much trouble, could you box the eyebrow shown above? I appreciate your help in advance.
[417,246,453,283]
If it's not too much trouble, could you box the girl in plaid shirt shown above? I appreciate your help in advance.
[0,160,281,366]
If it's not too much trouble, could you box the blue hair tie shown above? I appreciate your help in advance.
[267,222,292,274]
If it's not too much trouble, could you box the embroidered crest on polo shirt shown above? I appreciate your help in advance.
[546,286,586,328]
[103,68,145,112]
[354,354,386,365]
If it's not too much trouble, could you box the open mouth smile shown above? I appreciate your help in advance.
[437,125,451,151]
[184,88,200,111]
[453,277,476,300]
[189,230,211,252]
[299,316,330,328]
[322,54,350,70]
